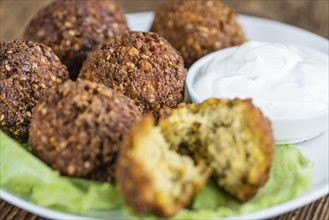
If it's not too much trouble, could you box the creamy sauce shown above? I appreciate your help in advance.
[194,41,329,117]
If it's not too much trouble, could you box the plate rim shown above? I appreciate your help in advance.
[0,189,93,220]
[1,11,328,220]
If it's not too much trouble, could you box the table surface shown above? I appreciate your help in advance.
[0,1,328,220]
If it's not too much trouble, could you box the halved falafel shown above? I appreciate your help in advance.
[116,116,211,217]
[116,98,274,217]
[23,0,129,79]
[79,31,186,117]
[151,0,247,67]
[159,98,274,202]
[0,40,69,143]
[28,80,142,180]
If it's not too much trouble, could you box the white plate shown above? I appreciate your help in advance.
[1,12,328,220]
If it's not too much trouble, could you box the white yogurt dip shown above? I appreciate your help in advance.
[194,41,329,118]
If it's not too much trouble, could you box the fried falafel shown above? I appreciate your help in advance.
[79,31,186,117]
[116,98,274,217]
[151,0,247,67]
[23,0,129,79]
[0,40,69,143]
[28,80,142,180]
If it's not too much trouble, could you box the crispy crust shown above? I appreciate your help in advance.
[116,119,159,214]
[234,99,274,200]
[79,31,186,117]
[0,40,69,143]
[23,0,129,79]
[151,0,246,67]
[116,116,211,217]
[29,80,142,179]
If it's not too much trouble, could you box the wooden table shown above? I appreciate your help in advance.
[0,1,328,219]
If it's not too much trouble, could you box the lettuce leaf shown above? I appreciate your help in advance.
[0,131,122,216]
[0,131,312,219]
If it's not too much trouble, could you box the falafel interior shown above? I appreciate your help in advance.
[159,98,274,202]
[116,98,274,217]
[116,116,211,218]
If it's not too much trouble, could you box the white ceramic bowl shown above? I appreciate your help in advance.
[186,48,328,144]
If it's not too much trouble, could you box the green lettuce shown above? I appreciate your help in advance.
[0,131,312,219]
[0,131,122,216]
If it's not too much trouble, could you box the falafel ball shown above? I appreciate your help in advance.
[28,80,142,180]
[23,0,129,79]
[116,98,274,217]
[0,40,69,143]
[151,0,247,67]
[79,31,186,117]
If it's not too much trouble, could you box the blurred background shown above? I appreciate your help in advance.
[0,0,328,41]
